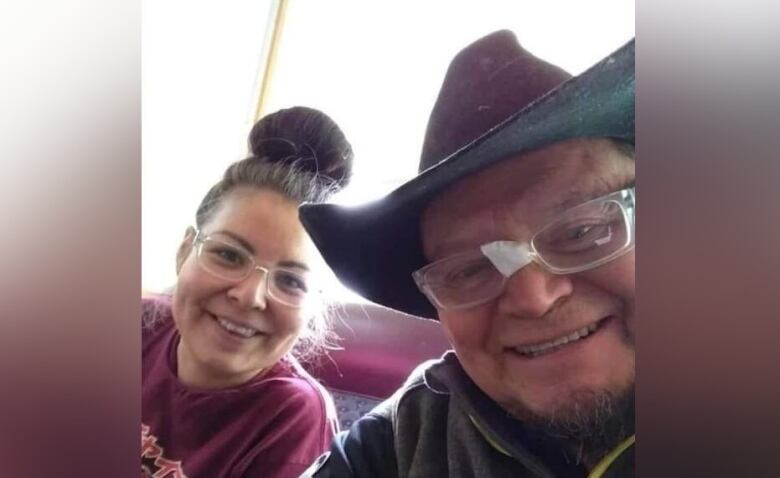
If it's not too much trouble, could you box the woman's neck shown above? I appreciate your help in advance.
[175,340,264,390]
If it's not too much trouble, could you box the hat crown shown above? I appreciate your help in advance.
[420,30,572,172]
[300,32,634,320]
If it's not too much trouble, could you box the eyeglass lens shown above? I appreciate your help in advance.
[196,238,311,307]
[533,200,630,270]
[420,190,633,309]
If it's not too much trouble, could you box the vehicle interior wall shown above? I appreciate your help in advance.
[302,302,450,429]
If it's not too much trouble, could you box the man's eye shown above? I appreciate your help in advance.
[549,221,613,251]
[566,224,599,240]
[445,261,492,285]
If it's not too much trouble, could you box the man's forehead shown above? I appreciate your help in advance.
[421,138,634,258]
[480,139,628,193]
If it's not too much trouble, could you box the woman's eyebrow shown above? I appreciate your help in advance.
[213,230,310,271]
[278,260,310,272]
[213,230,254,254]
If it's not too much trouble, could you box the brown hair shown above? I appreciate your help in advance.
[196,106,353,228]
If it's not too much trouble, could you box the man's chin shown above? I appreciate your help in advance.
[509,387,635,463]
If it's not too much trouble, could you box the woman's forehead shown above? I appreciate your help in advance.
[203,187,313,262]
[206,187,295,225]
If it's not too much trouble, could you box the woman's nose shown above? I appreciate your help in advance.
[226,268,269,310]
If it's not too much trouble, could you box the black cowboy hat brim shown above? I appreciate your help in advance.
[300,39,635,319]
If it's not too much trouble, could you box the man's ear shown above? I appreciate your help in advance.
[176,226,198,275]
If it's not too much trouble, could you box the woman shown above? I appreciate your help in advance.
[142,106,352,477]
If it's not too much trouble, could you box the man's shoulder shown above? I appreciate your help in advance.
[301,361,448,478]
[363,355,456,433]
[303,355,475,478]
[398,351,461,399]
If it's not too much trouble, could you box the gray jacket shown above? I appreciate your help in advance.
[302,352,634,477]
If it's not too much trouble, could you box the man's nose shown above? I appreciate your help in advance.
[226,268,269,310]
[497,262,573,319]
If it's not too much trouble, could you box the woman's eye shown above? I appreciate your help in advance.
[275,272,308,293]
[208,247,246,267]
[218,249,240,262]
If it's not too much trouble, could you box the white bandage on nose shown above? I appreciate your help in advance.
[480,241,533,277]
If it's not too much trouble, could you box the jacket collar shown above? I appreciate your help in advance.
[423,352,633,477]
[424,352,573,476]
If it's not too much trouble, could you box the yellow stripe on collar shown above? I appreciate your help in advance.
[587,434,635,478]
[469,413,634,478]
[468,414,512,456]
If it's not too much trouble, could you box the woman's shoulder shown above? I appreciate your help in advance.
[141,294,175,344]
[259,357,337,418]
[142,294,172,323]
[261,358,327,401]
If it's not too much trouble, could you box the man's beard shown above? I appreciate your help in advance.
[512,387,635,467]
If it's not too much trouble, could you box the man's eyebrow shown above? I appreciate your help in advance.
[553,178,635,213]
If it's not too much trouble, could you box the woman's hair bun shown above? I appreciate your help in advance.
[248,106,353,189]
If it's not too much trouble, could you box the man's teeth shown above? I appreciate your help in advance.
[515,322,599,357]
[216,317,257,338]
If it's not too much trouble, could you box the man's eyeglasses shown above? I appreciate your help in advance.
[191,230,318,309]
[412,187,635,310]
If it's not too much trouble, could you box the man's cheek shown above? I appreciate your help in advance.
[598,252,635,290]
[616,251,635,292]
[440,313,484,349]
[625,312,636,343]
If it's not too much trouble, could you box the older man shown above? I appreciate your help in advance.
[300,30,635,477]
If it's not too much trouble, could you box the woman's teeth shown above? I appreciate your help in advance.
[515,322,600,357]
[216,317,258,338]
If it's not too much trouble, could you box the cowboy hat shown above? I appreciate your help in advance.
[300,30,635,319]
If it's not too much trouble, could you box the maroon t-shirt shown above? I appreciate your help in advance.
[141,298,337,478]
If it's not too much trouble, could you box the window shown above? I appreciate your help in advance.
[142,0,634,300]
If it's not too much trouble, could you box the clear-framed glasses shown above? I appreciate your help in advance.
[413,187,635,311]
[191,230,318,309]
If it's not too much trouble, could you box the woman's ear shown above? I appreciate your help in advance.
[176,226,198,275]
